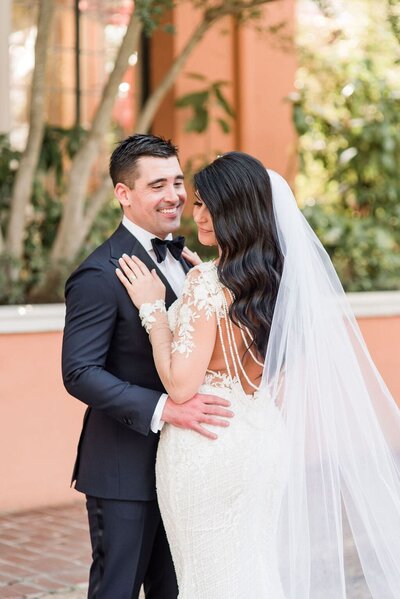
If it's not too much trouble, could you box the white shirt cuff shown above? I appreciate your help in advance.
[150,393,168,433]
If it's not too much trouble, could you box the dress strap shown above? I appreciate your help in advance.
[215,281,261,392]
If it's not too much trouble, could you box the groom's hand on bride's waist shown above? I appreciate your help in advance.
[161,394,234,440]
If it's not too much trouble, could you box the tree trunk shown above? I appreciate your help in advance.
[52,0,277,265]
[136,0,276,132]
[33,0,279,299]
[49,13,143,267]
[5,0,54,268]
[135,18,211,133]
[388,0,400,45]
[29,11,142,300]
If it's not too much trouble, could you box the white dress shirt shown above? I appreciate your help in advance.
[122,216,187,432]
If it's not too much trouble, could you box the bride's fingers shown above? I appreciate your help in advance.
[119,255,142,280]
[151,269,161,282]
[182,246,196,256]
[121,253,143,274]
[115,267,132,289]
[182,247,201,265]
[130,255,152,276]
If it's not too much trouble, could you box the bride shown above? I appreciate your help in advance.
[116,151,400,598]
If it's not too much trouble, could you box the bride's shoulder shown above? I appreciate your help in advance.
[189,260,217,276]
[186,261,219,285]
[183,261,224,311]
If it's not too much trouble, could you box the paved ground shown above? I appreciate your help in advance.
[0,500,146,599]
[0,502,89,598]
[0,500,371,598]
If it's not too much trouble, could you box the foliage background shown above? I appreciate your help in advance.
[1,0,399,303]
[2,0,274,304]
[292,0,400,291]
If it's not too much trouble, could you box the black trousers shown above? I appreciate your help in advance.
[86,496,178,599]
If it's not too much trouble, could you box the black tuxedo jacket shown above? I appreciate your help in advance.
[62,223,190,500]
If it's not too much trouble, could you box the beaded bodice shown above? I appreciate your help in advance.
[167,262,264,397]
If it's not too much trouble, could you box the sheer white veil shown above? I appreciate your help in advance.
[262,169,400,598]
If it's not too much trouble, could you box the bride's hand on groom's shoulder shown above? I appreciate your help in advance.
[182,247,202,266]
[116,254,166,308]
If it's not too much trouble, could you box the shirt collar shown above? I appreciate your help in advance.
[122,215,173,252]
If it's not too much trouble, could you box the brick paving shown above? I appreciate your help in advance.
[0,500,371,598]
[0,502,90,598]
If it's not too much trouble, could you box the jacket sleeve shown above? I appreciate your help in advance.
[62,262,161,436]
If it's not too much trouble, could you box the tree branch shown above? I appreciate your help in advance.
[82,176,114,239]
[136,0,279,133]
[45,0,280,279]
[61,175,114,259]
[135,18,209,133]
[312,0,336,18]
[50,9,143,264]
[5,0,54,262]
[387,0,400,46]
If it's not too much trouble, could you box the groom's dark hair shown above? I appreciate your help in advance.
[109,134,179,188]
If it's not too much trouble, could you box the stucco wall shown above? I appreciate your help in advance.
[0,294,399,514]
[0,329,85,513]
[152,0,297,179]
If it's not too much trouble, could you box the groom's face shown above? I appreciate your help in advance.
[117,156,187,239]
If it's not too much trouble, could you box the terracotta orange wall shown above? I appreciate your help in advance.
[0,313,399,514]
[152,0,296,177]
[237,1,297,179]
[0,332,85,513]
[173,9,236,166]
[357,317,400,405]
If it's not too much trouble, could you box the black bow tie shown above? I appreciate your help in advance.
[151,236,185,263]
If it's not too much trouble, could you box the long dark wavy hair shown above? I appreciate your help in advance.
[193,152,284,359]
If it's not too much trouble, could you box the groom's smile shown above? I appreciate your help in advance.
[116,155,187,239]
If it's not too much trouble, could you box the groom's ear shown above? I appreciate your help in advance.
[115,182,132,208]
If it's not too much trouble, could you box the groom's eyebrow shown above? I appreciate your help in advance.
[148,174,185,186]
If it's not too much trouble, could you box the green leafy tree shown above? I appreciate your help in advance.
[0,0,284,304]
[293,0,400,290]
[176,74,235,134]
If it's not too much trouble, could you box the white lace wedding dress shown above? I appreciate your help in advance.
[150,263,289,598]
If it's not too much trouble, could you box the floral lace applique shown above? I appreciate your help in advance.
[204,370,239,389]
[171,262,225,358]
[139,299,167,333]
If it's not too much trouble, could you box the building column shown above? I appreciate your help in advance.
[0,0,11,134]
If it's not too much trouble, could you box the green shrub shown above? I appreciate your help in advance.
[293,5,400,291]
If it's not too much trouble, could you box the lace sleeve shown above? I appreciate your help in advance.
[171,263,223,358]
[148,263,222,403]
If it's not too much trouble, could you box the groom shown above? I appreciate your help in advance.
[62,134,233,598]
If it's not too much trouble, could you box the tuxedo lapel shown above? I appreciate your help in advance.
[109,223,138,267]
[109,223,178,306]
